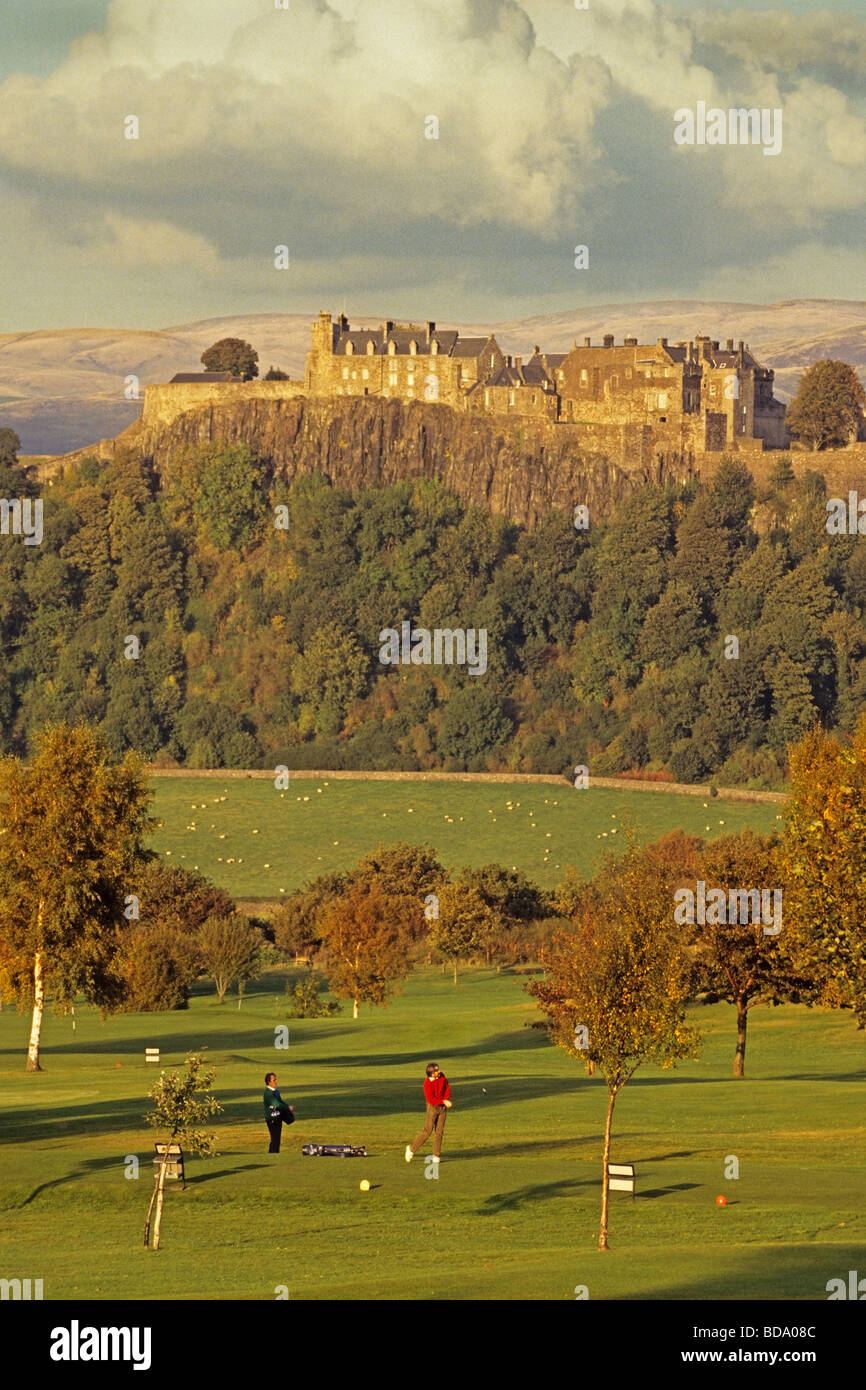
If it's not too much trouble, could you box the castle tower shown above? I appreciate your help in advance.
[306,310,334,391]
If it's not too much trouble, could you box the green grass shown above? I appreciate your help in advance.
[148,777,782,900]
[0,970,863,1301]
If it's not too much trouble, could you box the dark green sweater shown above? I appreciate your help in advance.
[263,1086,292,1120]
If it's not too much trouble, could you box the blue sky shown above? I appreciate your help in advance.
[0,0,863,329]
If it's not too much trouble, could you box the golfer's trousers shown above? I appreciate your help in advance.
[411,1104,447,1157]
[267,1116,283,1153]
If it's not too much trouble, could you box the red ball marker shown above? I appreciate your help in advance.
[715,1195,727,1206]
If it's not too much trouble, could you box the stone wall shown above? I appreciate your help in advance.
[142,378,306,429]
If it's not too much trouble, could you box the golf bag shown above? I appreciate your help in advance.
[302,1143,367,1157]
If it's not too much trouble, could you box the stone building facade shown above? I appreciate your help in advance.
[142,310,787,450]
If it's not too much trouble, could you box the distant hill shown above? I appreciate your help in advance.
[2,300,865,455]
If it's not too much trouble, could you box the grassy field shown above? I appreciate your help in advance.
[0,967,863,1301]
[148,777,782,900]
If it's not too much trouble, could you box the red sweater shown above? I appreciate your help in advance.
[424,1074,451,1105]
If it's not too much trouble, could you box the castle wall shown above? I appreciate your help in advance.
[142,379,306,429]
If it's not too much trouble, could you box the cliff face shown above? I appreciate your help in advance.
[122,395,696,527]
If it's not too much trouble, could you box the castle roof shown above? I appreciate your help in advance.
[170,371,234,382]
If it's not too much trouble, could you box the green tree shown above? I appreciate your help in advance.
[198,912,262,1003]
[120,922,202,1012]
[786,359,865,450]
[201,338,259,379]
[144,1052,222,1250]
[431,881,502,982]
[530,843,698,1249]
[0,724,151,1070]
[291,623,369,737]
[194,444,264,551]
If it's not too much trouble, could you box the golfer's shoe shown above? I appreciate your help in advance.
[404,1145,413,1163]
[431,1155,440,1163]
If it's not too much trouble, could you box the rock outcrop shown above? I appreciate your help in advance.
[42,395,702,527]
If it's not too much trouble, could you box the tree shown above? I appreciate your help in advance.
[318,881,413,1018]
[780,717,866,1025]
[291,623,369,737]
[193,444,264,552]
[198,913,262,1003]
[120,922,202,1011]
[132,860,234,925]
[0,724,151,1070]
[430,881,502,982]
[200,338,258,379]
[786,359,866,450]
[684,830,814,1076]
[264,366,289,380]
[144,1052,222,1251]
[271,870,346,961]
[530,843,698,1249]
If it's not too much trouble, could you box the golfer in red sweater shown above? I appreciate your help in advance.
[405,1062,452,1165]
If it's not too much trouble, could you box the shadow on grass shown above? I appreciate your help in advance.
[636,1183,701,1199]
[0,1025,349,1058]
[188,1164,269,1186]
[479,1178,595,1213]
[18,1154,120,1207]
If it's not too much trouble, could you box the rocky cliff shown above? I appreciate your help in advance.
[46,395,702,527]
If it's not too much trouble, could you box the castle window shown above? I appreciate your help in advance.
[346,341,354,355]
[431,341,438,356]
[580,369,588,384]
[531,393,537,404]
[388,341,396,355]
[489,355,495,369]
[389,369,398,386]
[509,390,515,406]
[362,368,369,380]
[658,392,668,409]
[366,341,374,355]
[342,367,349,379]
[626,368,632,378]
[485,390,490,407]
[410,341,417,355]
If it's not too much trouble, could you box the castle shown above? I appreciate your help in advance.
[142,311,788,455]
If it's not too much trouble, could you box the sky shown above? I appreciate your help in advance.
[0,0,864,330]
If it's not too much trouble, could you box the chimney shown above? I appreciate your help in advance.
[339,313,348,332]
[712,340,720,351]
[603,334,614,348]
[427,321,436,341]
[584,337,591,348]
[726,338,734,352]
[533,343,540,355]
[624,336,637,348]
[657,337,668,348]
[383,319,394,334]
[515,355,522,371]
[686,340,693,361]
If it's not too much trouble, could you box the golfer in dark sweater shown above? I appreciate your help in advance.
[405,1062,452,1165]
[263,1072,294,1153]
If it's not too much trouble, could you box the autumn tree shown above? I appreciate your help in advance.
[198,913,262,1003]
[200,337,258,379]
[530,843,698,1250]
[318,881,413,1018]
[683,830,815,1076]
[144,1052,222,1251]
[786,359,866,451]
[0,724,151,1070]
[780,717,866,1025]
